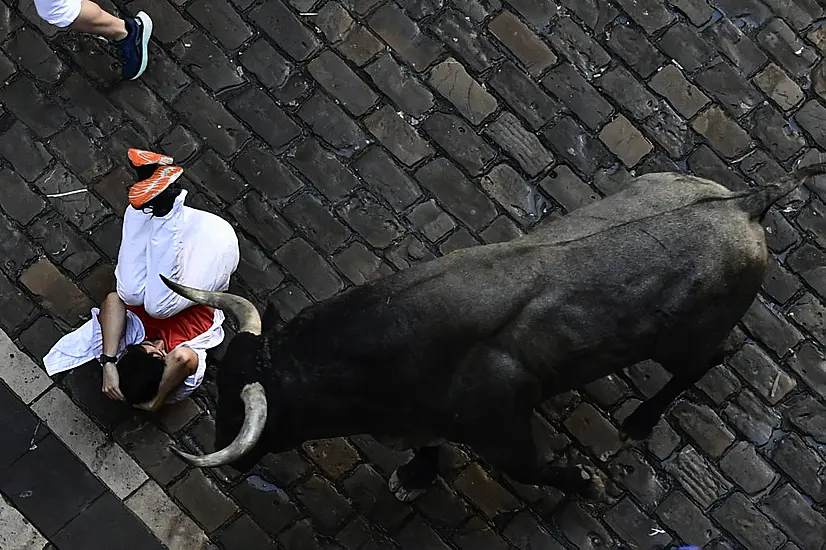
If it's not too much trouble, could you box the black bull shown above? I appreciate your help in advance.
[162,165,826,501]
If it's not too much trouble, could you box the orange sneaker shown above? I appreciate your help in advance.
[128,148,173,167]
[129,165,184,210]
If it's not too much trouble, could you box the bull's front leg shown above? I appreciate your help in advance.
[388,446,441,502]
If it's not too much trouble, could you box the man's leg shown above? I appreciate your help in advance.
[34,0,152,80]
[114,205,151,307]
[143,190,240,319]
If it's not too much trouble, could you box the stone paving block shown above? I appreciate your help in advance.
[0,433,105,537]
[275,238,344,301]
[658,21,716,73]
[787,244,826,299]
[702,18,767,78]
[771,432,826,504]
[0,76,68,138]
[723,389,781,445]
[489,61,562,130]
[308,50,378,117]
[126,480,210,549]
[488,11,556,77]
[481,164,548,226]
[428,57,498,125]
[282,193,350,254]
[543,63,614,131]
[354,145,423,211]
[297,91,370,157]
[605,496,672,548]
[249,0,320,61]
[649,64,709,119]
[415,158,497,231]
[116,420,187,486]
[0,328,51,404]
[742,297,804,357]
[692,106,752,160]
[788,293,826,348]
[720,441,777,495]
[239,39,309,104]
[171,469,238,532]
[430,8,502,73]
[757,18,819,80]
[364,105,434,166]
[219,514,277,550]
[714,492,787,550]
[32,387,148,499]
[0,121,53,184]
[665,445,731,509]
[599,115,652,168]
[0,493,48,549]
[421,112,496,175]
[288,137,360,201]
[483,112,553,177]
[656,490,719,547]
[753,63,804,111]
[174,86,250,157]
[368,2,443,71]
[407,199,456,242]
[761,483,826,549]
[21,259,94,328]
[555,501,616,548]
[785,395,826,444]
[607,23,666,79]
[364,52,435,118]
[186,0,252,50]
[608,449,666,510]
[543,114,613,175]
[670,399,735,458]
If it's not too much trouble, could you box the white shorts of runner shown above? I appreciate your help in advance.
[34,0,81,28]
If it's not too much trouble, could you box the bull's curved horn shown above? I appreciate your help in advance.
[170,382,268,467]
[159,274,261,335]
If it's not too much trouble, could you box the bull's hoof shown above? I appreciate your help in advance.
[619,409,655,443]
[388,470,427,502]
[574,465,607,502]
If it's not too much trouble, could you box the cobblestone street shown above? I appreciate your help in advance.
[0,0,825,548]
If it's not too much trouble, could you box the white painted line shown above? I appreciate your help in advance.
[125,480,210,550]
[32,387,148,499]
[0,330,51,404]
[0,495,48,549]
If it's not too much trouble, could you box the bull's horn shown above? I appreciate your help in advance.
[159,274,261,335]
[170,382,268,467]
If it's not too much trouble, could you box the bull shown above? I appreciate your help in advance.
[161,164,826,501]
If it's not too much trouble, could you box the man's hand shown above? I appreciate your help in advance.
[102,363,125,401]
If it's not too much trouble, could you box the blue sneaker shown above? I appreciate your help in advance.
[114,11,152,80]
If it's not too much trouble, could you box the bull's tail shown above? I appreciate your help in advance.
[738,162,826,219]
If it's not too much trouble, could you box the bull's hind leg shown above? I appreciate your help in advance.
[620,349,726,442]
[477,424,606,501]
[389,446,440,502]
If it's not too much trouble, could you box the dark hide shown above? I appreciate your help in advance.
[212,170,816,498]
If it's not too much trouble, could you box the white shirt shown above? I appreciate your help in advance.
[43,307,225,403]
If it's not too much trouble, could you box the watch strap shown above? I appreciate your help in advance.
[99,353,118,365]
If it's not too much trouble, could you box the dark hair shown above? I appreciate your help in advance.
[117,344,165,404]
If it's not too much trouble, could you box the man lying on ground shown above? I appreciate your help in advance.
[44,149,240,411]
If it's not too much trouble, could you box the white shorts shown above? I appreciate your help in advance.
[34,0,81,28]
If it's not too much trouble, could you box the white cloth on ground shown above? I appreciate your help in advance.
[43,190,240,403]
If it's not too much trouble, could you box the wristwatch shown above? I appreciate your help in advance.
[99,353,118,366]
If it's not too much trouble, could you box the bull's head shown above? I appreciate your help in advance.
[159,275,268,467]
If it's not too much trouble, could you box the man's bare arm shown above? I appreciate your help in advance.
[100,292,127,401]
[136,347,198,411]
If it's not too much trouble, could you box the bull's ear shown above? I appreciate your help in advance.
[262,302,279,332]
